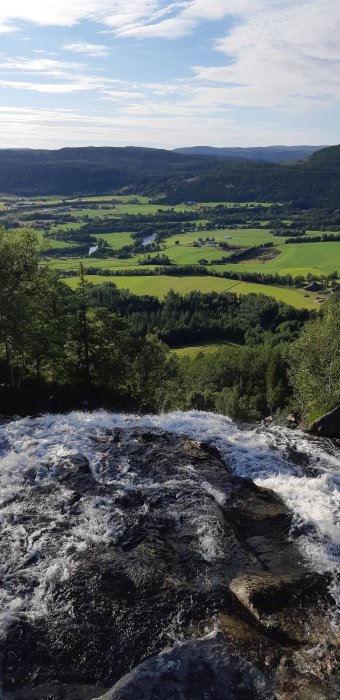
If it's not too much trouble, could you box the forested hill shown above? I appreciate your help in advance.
[0,147,216,196]
[164,145,340,208]
[0,144,339,206]
[174,145,324,163]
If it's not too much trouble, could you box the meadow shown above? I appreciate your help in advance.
[213,242,340,276]
[1,193,337,312]
[65,273,318,309]
[172,341,238,356]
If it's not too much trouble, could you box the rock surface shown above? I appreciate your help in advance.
[99,633,276,700]
[311,404,340,439]
[0,427,336,699]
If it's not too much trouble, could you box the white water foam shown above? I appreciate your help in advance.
[0,410,339,619]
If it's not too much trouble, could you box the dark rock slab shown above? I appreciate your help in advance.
[311,404,340,439]
[99,633,276,700]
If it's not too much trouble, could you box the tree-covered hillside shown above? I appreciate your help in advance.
[0,147,216,196]
[164,146,340,208]
[0,145,339,207]
[174,145,324,163]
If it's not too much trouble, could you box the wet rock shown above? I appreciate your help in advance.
[0,428,335,699]
[229,571,332,643]
[99,633,276,700]
[3,683,109,700]
[311,404,340,439]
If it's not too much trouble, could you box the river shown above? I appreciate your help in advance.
[142,232,156,246]
[88,244,98,255]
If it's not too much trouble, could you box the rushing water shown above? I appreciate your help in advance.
[1,410,338,590]
[0,410,338,695]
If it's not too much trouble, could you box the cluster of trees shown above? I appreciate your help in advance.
[0,229,176,412]
[227,243,274,264]
[89,284,309,347]
[289,302,340,424]
[175,300,340,424]
[285,232,340,244]
[1,227,339,425]
[138,253,172,266]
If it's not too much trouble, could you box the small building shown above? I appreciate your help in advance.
[305,281,322,292]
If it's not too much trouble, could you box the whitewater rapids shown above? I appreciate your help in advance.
[0,409,338,698]
[1,410,338,574]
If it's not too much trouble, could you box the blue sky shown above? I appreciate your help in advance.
[0,1,338,149]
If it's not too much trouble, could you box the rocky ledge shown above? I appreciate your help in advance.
[311,404,340,439]
[0,428,337,699]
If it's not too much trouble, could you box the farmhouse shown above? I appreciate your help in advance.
[305,281,322,292]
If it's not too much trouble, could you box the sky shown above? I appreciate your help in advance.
[0,0,338,149]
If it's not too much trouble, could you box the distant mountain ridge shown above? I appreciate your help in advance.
[174,145,326,163]
[0,144,339,207]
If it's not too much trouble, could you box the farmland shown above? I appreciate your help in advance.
[65,274,319,309]
[1,192,338,314]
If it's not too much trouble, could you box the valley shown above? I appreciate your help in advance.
[1,191,338,324]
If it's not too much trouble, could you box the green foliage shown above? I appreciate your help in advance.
[176,342,290,421]
[129,335,178,410]
[88,285,308,347]
[0,228,72,386]
[266,350,289,412]
[0,224,335,423]
[0,231,180,412]
[289,300,340,423]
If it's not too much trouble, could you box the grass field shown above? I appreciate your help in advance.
[3,194,336,311]
[172,341,237,356]
[165,228,277,248]
[213,242,340,276]
[35,231,76,250]
[165,245,227,265]
[51,256,141,270]
[65,275,240,296]
[64,273,319,308]
[94,231,134,247]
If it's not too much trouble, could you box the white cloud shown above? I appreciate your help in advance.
[0,1,338,146]
[0,1,237,37]
[0,1,165,31]
[0,105,328,149]
[0,80,90,93]
[63,43,110,57]
[0,55,120,93]
[193,0,340,109]
[0,25,15,33]
[0,57,85,78]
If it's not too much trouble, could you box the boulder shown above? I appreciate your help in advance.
[311,404,340,439]
[99,633,275,700]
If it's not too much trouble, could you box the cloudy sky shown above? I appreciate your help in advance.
[0,0,338,149]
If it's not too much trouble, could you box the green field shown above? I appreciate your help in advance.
[213,242,340,276]
[2,194,337,311]
[35,231,76,250]
[165,245,226,265]
[172,341,237,356]
[165,228,276,248]
[64,274,319,309]
[94,231,134,247]
[66,275,240,296]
